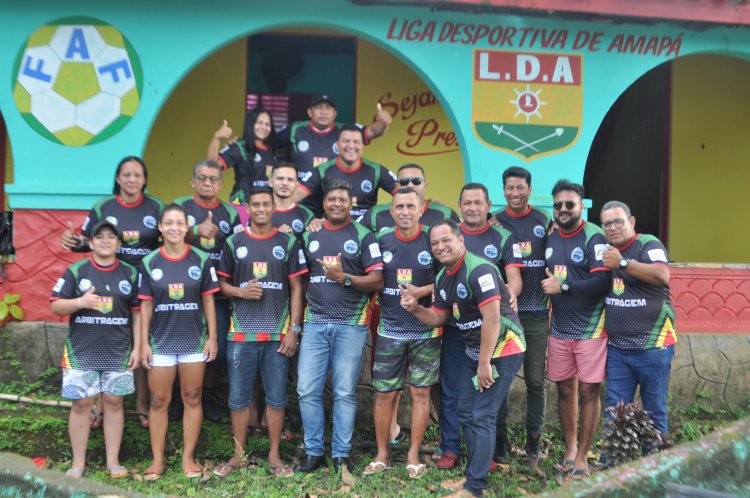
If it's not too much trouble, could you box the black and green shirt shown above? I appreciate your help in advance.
[138,246,220,354]
[218,228,308,342]
[377,226,438,340]
[303,219,383,325]
[50,257,139,371]
[362,200,460,233]
[604,234,677,350]
[432,251,525,360]
[545,221,609,340]
[218,141,277,204]
[173,195,242,261]
[271,203,315,235]
[81,194,164,265]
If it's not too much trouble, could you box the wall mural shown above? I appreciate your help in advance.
[12,17,142,146]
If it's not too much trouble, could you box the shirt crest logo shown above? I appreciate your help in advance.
[397,268,412,285]
[457,283,468,298]
[266,164,273,178]
[361,180,373,193]
[344,240,358,254]
[613,278,625,296]
[273,246,286,260]
[168,283,184,300]
[534,225,546,238]
[484,244,498,259]
[571,247,584,263]
[554,265,567,281]
[518,241,532,257]
[417,250,432,266]
[188,266,201,280]
[143,216,156,229]
[95,296,113,314]
[201,237,216,249]
[123,230,140,245]
[298,140,310,152]
[452,302,460,320]
[253,262,268,279]
[323,256,338,267]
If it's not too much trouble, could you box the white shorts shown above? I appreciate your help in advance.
[62,368,134,399]
[150,352,206,367]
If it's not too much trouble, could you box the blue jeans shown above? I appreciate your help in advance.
[459,353,524,497]
[211,296,230,371]
[439,327,465,455]
[297,322,368,458]
[605,344,675,435]
[227,341,289,410]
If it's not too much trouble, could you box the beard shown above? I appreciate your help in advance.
[555,212,581,230]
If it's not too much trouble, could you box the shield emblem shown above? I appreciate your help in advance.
[554,265,567,281]
[168,283,184,300]
[201,237,215,250]
[613,278,625,296]
[397,268,412,285]
[323,256,338,266]
[473,49,582,161]
[123,230,140,245]
[518,241,532,257]
[253,261,268,279]
[266,164,273,179]
[452,303,460,320]
[95,296,113,314]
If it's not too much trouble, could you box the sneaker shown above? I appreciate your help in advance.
[493,430,511,464]
[435,451,459,469]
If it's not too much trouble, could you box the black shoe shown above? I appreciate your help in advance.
[294,455,326,473]
[526,432,541,464]
[332,457,350,472]
[168,397,183,422]
[493,430,512,464]
[202,393,222,423]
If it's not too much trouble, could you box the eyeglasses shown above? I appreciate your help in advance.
[194,175,221,183]
[602,219,627,230]
[398,177,424,186]
[553,201,577,210]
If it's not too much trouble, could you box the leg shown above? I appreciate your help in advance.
[69,397,95,471]
[557,378,579,463]
[405,336,441,467]
[373,391,398,465]
[260,341,290,470]
[575,382,602,472]
[101,394,126,469]
[147,364,177,473]
[296,323,331,457]
[389,392,403,442]
[633,346,675,436]
[222,341,260,471]
[134,367,149,425]
[408,386,431,466]
[178,360,207,474]
[520,313,549,436]
[329,324,368,458]
[604,345,638,413]
[439,328,465,456]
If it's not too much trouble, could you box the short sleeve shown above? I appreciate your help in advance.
[217,239,235,278]
[470,265,502,308]
[432,276,448,312]
[201,258,220,295]
[587,232,609,272]
[50,268,77,300]
[300,167,320,196]
[379,165,398,195]
[218,142,245,171]
[640,238,669,265]
[80,207,100,237]
[288,239,309,278]
[501,233,523,269]
[360,231,383,272]
[137,266,153,300]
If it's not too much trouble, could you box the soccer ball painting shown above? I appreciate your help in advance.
[13,18,143,147]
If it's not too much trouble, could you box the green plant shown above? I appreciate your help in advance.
[0,293,24,323]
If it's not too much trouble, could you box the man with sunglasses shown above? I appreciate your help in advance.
[174,160,243,422]
[491,166,551,468]
[599,200,676,456]
[361,163,460,233]
[541,180,609,480]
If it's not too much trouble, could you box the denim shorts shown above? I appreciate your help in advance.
[227,340,289,410]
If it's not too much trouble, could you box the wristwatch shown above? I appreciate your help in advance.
[342,274,353,287]
[619,258,630,271]
[290,324,302,334]
[560,282,570,295]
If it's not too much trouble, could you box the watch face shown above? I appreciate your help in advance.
[344,274,353,286]
[620,259,629,269]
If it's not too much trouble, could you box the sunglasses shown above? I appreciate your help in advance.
[398,177,424,186]
[553,201,577,210]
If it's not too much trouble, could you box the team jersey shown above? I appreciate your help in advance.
[271,203,315,235]
[218,228,308,342]
[138,246,220,355]
[377,226,439,340]
[604,234,677,350]
[362,200,460,232]
[432,251,525,361]
[495,205,552,313]
[50,257,139,371]
[81,194,164,265]
[173,196,242,261]
[303,219,383,325]
[217,141,277,204]
[461,223,522,274]
[546,221,610,341]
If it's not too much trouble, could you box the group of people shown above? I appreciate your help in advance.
[52,93,676,498]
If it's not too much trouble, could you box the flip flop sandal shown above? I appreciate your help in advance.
[213,462,240,477]
[108,466,128,479]
[568,468,591,480]
[136,412,149,429]
[89,411,103,430]
[143,465,165,481]
[553,458,574,473]
[271,464,294,478]
[65,467,85,479]
[407,463,428,479]
[363,460,391,475]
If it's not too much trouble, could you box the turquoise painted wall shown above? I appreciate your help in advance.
[2,1,750,210]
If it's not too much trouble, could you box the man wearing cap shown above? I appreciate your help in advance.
[280,94,392,216]
[300,123,399,223]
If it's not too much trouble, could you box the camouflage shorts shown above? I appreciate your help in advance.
[61,368,134,399]
[372,335,441,392]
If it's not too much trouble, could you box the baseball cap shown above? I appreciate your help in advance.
[91,220,121,240]
[308,93,336,109]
